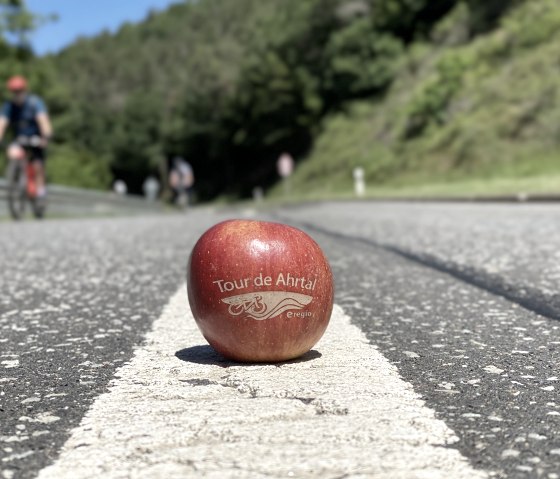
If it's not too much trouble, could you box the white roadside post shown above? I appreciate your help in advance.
[353,167,366,197]
[252,186,264,203]
[277,153,294,198]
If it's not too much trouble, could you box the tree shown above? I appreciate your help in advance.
[0,0,53,49]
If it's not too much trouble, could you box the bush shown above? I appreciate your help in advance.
[46,145,111,189]
[402,49,474,138]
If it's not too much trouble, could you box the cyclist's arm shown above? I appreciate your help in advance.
[0,116,7,143]
[33,97,52,142]
[0,102,9,142]
[36,112,53,141]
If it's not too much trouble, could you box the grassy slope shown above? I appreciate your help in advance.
[275,0,560,198]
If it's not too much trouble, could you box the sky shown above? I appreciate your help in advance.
[26,0,183,55]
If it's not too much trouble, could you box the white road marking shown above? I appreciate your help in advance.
[38,287,487,479]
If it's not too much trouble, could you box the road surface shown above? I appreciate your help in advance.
[1,202,560,478]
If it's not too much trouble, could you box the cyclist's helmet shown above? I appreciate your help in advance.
[7,76,28,92]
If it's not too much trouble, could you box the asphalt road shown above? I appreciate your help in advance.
[1,202,560,478]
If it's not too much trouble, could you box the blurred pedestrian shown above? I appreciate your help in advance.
[143,176,160,202]
[169,157,194,207]
[113,179,128,195]
[277,152,294,197]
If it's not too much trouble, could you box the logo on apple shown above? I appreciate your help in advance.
[221,291,313,320]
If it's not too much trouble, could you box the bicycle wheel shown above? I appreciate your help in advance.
[228,303,245,316]
[6,160,26,220]
[31,195,46,219]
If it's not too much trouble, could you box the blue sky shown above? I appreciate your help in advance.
[26,0,183,55]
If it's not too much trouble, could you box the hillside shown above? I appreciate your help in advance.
[3,0,542,199]
[280,0,560,198]
[42,0,485,198]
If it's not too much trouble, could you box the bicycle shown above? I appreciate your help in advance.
[228,295,266,316]
[5,136,47,220]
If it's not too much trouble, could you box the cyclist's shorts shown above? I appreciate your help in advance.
[28,147,47,164]
[10,142,47,163]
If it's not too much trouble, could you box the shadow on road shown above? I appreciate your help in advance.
[175,345,322,367]
[175,345,232,367]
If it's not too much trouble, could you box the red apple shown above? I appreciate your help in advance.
[187,219,334,362]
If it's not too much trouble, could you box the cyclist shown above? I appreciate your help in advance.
[169,156,194,206]
[0,76,53,199]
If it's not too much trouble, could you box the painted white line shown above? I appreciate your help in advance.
[38,287,487,479]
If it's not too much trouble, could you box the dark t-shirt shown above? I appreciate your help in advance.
[1,94,47,138]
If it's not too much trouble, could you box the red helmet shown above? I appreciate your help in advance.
[7,76,28,92]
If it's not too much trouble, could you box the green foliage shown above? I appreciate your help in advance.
[501,0,560,49]
[403,48,474,138]
[46,145,111,189]
[0,0,54,47]
[324,19,403,98]
[370,0,458,41]
[282,101,398,196]
[44,0,284,196]
[280,0,560,197]
[2,0,543,198]
[35,0,461,197]
[110,93,165,192]
[466,0,520,35]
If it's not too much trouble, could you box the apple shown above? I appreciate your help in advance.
[187,219,334,362]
